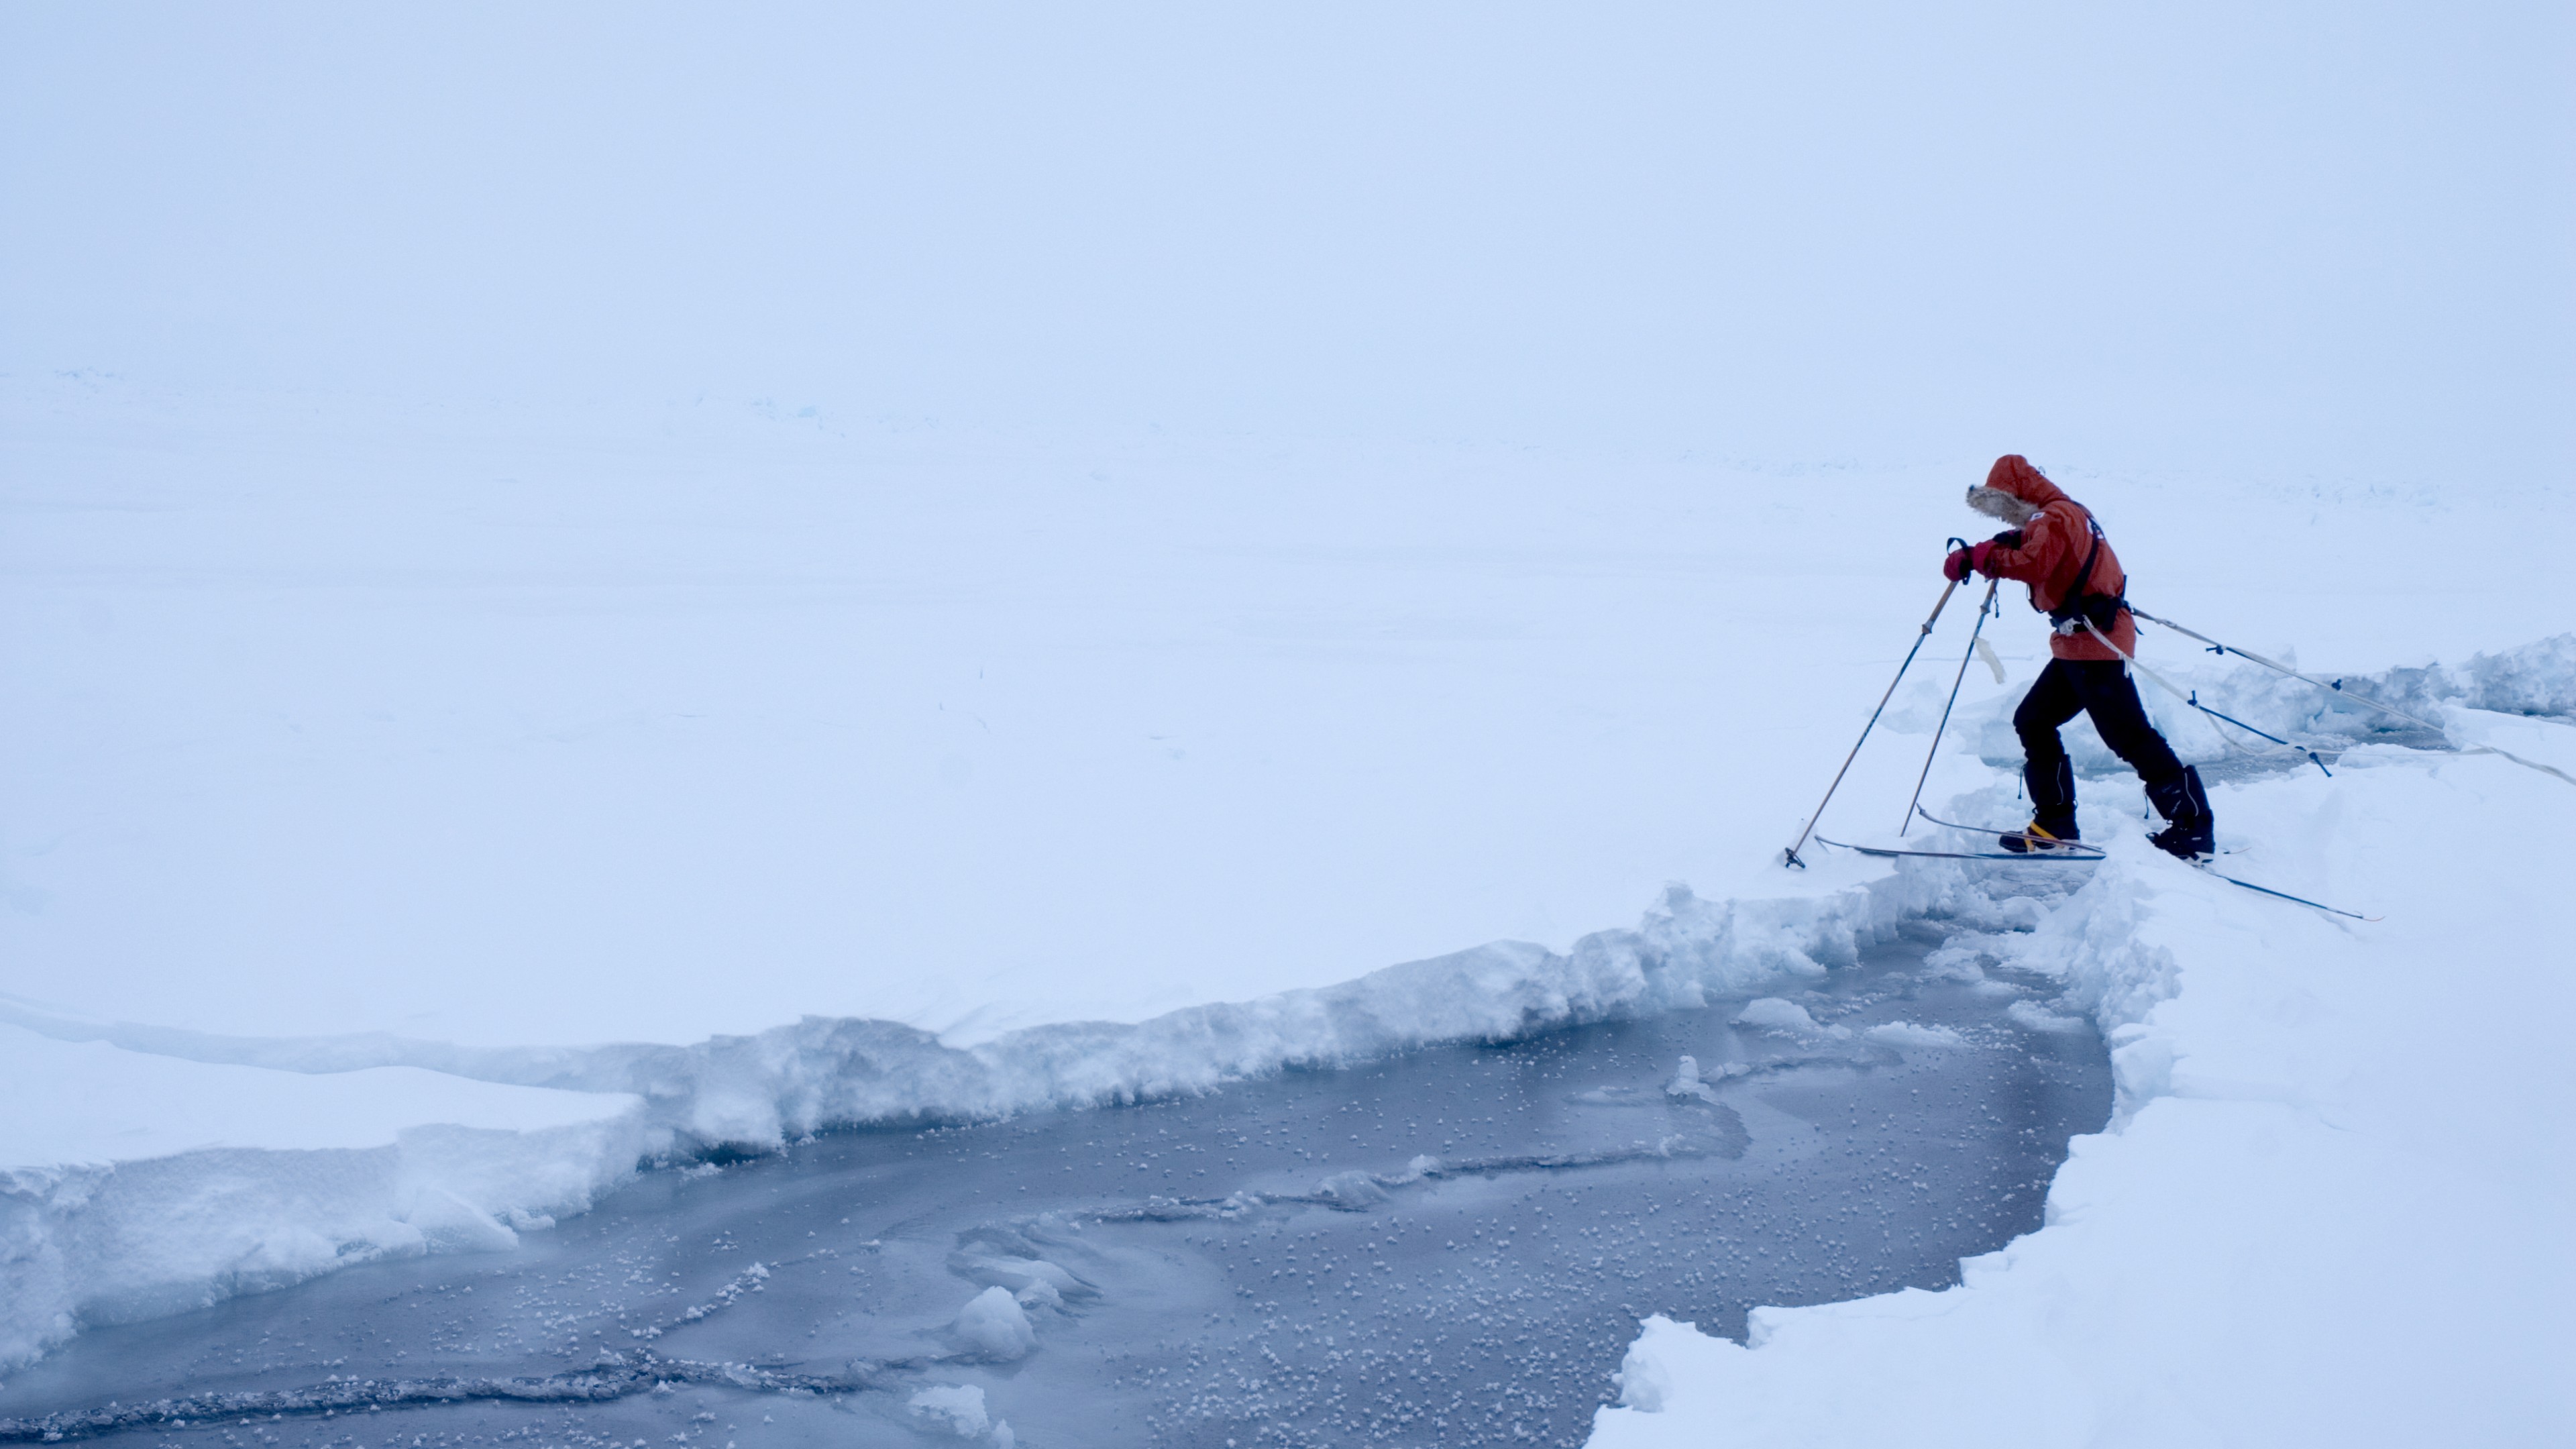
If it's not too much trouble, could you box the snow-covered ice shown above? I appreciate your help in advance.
[3,377,2569,1436]
[0,1021,637,1167]
[3,2,2570,1442]
[1591,733,2576,1447]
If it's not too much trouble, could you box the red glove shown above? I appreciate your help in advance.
[1943,541,1999,582]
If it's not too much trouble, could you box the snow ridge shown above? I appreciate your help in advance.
[1,869,2013,1371]
[2145,631,2575,747]
[0,1116,655,1371]
[6,875,1988,1157]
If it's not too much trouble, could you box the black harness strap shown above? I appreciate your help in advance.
[2045,506,2126,637]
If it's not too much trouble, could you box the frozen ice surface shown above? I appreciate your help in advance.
[0,865,1980,1369]
[0,934,2111,1448]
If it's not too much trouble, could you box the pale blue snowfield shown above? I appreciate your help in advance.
[2,3,2571,1442]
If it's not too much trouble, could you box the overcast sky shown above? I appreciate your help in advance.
[5,2,2568,474]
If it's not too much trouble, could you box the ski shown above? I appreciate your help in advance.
[2190,864,2381,922]
[1911,807,2107,856]
[1818,836,2100,863]
[1917,806,2265,859]
[1910,809,2371,918]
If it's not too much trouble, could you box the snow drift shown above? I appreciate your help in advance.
[1589,709,2576,1447]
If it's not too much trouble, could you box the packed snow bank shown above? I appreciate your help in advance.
[0,1024,653,1370]
[1964,623,2576,788]
[2330,632,2576,725]
[4,874,1990,1155]
[1589,725,2574,1447]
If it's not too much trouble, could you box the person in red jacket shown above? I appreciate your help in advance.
[1943,455,2214,859]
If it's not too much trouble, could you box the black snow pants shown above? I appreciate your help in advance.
[2013,658,2186,838]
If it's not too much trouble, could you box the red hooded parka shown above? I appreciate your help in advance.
[1975,455,2136,663]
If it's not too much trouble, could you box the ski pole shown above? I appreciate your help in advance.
[1782,572,1963,868]
[1900,577,2000,835]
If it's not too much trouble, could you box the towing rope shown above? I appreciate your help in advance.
[2091,611,2575,790]
[2072,618,2331,776]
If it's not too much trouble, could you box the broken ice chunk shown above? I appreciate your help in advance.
[1665,1056,1722,1104]
[910,1383,1014,1443]
[1316,1170,1391,1209]
[952,1286,1036,1361]
[1732,997,1852,1038]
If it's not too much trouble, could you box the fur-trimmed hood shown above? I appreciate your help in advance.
[1964,453,2063,525]
[1957,453,2135,663]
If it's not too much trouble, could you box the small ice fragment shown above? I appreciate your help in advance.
[1865,1021,1967,1050]
[2008,1001,2089,1034]
[1317,1170,1389,1209]
[1614,1334,1672,1411]
[1733,998,1848,1036]
[953,1286,1036,1360]
[908,1383,992,1438]
[1665,1057,1721,1104]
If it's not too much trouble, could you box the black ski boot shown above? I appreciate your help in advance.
[2004,754,2080,853]
[2146,765,2216,861]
